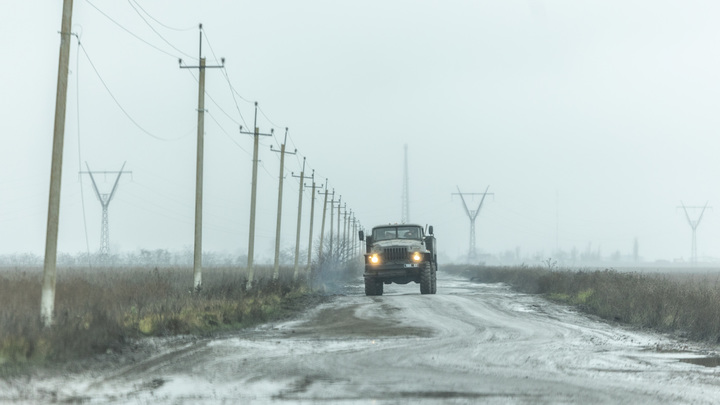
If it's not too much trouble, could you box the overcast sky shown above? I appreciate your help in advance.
[3,1,720,264]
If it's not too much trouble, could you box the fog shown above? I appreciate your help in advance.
[2,1,720,265]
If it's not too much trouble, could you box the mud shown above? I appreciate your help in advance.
[281,301,433,339]
[3,275,720,404]
[680,357,720,367]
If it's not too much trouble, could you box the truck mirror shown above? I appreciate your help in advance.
[359,230,364,241]
[428,225,434,235]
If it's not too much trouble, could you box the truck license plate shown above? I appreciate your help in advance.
[404,264,417,268]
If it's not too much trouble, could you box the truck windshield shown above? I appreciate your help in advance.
[373,228,397,241]
[373,226,421,241]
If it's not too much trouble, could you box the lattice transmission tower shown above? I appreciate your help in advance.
[81,162,131,256]
[679,201,710,265]
[401,144,410,223]
[453,186,493,260]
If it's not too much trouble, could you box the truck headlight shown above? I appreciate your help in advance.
[370,254,379,264]
[412,252,421,261]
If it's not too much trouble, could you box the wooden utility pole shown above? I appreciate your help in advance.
[41,0,74,327]
[271,128,295,279]
[305,171,318,272]
[240,103,273,288]
[317,181,329,263]
[292,158,306,280]
[180,24,224,292]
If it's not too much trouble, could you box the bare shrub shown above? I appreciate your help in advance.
[0,264,339,371]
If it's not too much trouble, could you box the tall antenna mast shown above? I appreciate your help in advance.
[679,201,710,265]
[401,144,409,223]
[452,186,493,260]
[80,161,131,257]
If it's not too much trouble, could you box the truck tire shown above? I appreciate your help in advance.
[431,262,437,294]
[420,262,432,294]
[365,278,383,296]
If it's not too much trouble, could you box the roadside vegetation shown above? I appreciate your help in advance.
[0,256,361,375]
[445,264,720,343]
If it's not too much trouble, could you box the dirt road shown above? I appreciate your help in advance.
[4,275,720,404]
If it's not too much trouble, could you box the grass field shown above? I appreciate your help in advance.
[0,260,360,374]
[444,264,720,343]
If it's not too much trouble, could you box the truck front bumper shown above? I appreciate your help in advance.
[364,263,421,280]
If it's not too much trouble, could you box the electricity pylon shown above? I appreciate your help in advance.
[401,144,409,223]
[80,162,131,256]
[679,201,710,264]
[452,186,493,260]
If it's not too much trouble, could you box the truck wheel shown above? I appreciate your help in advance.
[420,262,432,294]
[365,278,383,296]
[431,262,437,294]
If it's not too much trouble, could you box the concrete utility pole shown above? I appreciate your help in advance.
[292,158,306,280]
[330,195,341,260]
[343,207,352,261]
[402,143,410,223]
[679,202,711,265]
[351,215,357,258]
[336,197,342,258]
[317,181,329,262]
[179,24,224,291]
[452,186,494,260]
[80,162,131,256]
[42,0,74,327]
[328,190,336,259]
[239,103,273,288]
[306,171,319,272]
[271,128,296,279]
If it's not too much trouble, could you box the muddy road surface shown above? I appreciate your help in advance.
[4,274,720,404]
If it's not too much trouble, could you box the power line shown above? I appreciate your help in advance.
[126,0,195,59]
[202,27,250,129]
[192,28,323,183]
[73,34,92,267]
[85,0,181,60]
[182,68,244,127]
[128,0,196,32]
[258,105,286,131]
[79,43,193,142]
[226,75,255,104]
[206,111,251,157]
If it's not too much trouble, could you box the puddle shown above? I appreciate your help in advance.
[679,357,720,368]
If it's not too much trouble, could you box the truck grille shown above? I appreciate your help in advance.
[382,247,407,261]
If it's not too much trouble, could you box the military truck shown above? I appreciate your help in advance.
[358,224,437,296]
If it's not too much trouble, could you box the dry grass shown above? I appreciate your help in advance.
[0,263,359,373]
[445,264,720,343]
